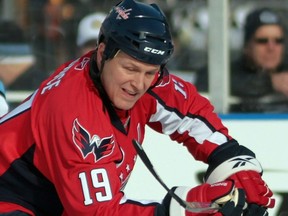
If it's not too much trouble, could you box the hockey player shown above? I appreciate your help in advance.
[0,0,274,215]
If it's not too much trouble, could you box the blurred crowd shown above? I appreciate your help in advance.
[2,0,288,114]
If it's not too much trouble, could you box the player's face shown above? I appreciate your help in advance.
[248,25,284,71]
[98,44,160,110]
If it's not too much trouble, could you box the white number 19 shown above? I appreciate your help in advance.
[79,168,112,205]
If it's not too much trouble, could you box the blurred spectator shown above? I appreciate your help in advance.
[0,80,8,117]
[0,20,49,91]
[76,12,106,56]
[0,20,50,108]
[195,7,288,113]
[0,20,35,89]
[166,5,208,75]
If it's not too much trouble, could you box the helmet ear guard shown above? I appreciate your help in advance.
[101,38,120,61]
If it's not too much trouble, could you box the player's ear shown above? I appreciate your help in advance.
[97,42,106,65]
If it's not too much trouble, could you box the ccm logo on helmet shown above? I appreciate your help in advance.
[144,47,165,55]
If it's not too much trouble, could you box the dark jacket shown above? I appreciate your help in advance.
[195,56,288,113]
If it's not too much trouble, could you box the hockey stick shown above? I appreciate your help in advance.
[132,139,220,213]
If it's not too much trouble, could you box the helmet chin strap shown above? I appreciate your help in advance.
[149,64,167,89]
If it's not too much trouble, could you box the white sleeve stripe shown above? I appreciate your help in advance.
[149,101,228,145]
[0,90,37,124]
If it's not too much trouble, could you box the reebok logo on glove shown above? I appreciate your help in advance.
[210,182,228,188]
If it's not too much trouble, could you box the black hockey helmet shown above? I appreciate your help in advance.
[98,0,174,66]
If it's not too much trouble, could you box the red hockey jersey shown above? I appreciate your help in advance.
[0,52,232,215]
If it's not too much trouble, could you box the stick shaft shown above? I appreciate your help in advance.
[132,139,219,213]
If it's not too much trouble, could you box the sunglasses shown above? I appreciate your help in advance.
[254,37,285,45]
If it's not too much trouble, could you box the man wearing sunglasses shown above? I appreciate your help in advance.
[196,7,288,113]
[230,7,288,112]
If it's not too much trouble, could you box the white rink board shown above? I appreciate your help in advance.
[124,116,288,216]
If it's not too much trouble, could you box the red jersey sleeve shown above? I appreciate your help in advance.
[143,72,233,163]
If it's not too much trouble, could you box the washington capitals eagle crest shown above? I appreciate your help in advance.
[72,118,115,162]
